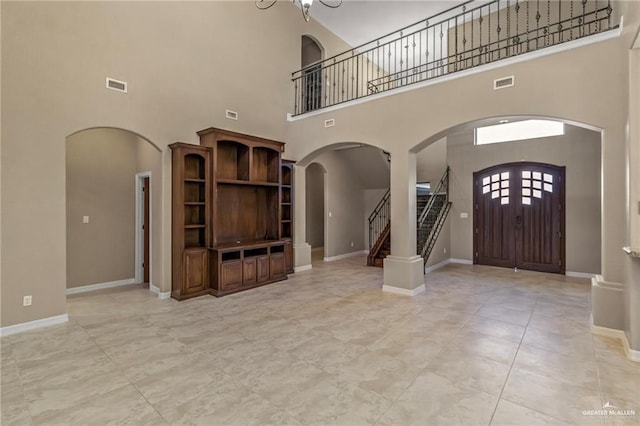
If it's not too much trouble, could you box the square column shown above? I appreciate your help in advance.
[382,150,425,295]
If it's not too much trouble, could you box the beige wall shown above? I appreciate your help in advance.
[446,125,601,274]
[0,1,350,327]
[311,150,366,257]
[66,129,137,288]
[416,137,447,185]
[305,162,325,248]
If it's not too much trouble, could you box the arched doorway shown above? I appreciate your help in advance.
[65,128,162,294]
[412,116,601,276]
[301,35,323,113]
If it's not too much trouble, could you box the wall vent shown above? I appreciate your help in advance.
[493,76,515,90]
[106,77,127,93]
[226,110,238,120]
[324,119,335,128]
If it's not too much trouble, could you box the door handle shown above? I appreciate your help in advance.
[516,215,522,225]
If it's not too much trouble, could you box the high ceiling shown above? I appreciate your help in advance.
[309,0,462,48]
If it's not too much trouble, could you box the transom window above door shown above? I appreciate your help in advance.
[481,171,510,205]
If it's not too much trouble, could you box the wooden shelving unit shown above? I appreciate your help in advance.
[281,160,295,274]
[173,127,288,297]
[169,143,212,300]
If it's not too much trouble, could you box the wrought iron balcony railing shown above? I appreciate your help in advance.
[292,0,618,116]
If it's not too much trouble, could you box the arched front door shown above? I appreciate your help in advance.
[473,162,565,274]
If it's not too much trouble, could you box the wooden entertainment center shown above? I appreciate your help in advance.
[169,127,294,300]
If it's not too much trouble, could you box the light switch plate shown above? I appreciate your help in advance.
[83,216,89,224]
[460,212,468,219]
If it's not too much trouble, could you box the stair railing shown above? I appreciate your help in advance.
[291,0,618,115]
[368,189,390,251]
[418,167,450,229]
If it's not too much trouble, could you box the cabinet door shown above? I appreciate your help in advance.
[183,249,208,294]
[269,253,286,280]
[243,258,257,285]
[284,240,293,274]
[257,256,270,283]
[220,261,242,291]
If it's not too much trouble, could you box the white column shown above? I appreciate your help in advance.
[383,150,424,295]
[293,164,312,271]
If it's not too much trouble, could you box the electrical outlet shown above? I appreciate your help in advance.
[444,248,447,253]
[23,295,32,307]
[83,216,90,224]
[350,241,354,247]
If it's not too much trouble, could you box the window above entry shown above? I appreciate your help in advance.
[475,120,565,146]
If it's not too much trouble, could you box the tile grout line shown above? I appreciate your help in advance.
[79,316,173,425]
[486,292,539,426]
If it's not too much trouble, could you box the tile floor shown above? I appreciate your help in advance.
[1,255,639,425]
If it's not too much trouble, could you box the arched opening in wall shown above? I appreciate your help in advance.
[65,127,162,295]
[413,116,602,276]
[299,142,391,266]
[301,35,324,113]
[306,162,326,263]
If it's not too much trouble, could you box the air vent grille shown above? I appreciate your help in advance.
[494,76,515,90]
[324,119,335,128]
[226,110,238,120]
[106,77,127,93]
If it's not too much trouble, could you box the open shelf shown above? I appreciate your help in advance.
[185,154,206,180]
[252,147,280,183]
[217,141,249,181]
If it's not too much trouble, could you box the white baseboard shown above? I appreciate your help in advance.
[424,258,451,274]
[0,314,69,337]
[450,258,473,264]
[591,316,640,363]
[149,285,171,300]
[566,271,598,279]
[323,250,367,262]
[66,278,137,295]
[294,264,313,273]
[382,284,426,297]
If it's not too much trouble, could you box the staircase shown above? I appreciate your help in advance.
[417,167,452,264]
[367,167,452,267]
[367,190,390,266]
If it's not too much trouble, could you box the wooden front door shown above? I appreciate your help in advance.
[473,162,565,274]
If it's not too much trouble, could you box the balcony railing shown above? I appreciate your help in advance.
[292,0,618,116]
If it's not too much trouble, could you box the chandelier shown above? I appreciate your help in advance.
[256,0,343,22]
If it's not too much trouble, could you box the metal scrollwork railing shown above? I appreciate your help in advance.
[368,189,390,251]
[292,0,618,115]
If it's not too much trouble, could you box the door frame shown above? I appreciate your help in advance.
[473,161,566,274]
[135,171,152,285]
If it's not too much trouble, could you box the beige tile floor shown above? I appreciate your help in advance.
[2,255,639,425]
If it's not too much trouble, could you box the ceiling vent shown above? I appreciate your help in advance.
[493,76,515,90]
[106,77,127,93]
